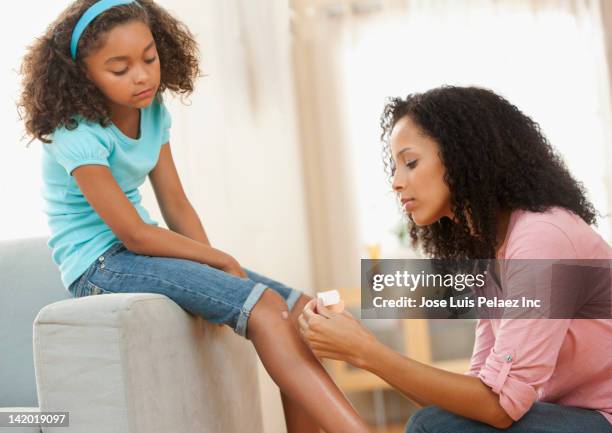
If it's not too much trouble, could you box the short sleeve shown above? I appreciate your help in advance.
[47,122,111,176]
[160,102,172,144]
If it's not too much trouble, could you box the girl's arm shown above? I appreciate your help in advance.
[148,143,211,246]
[72,163,245,278]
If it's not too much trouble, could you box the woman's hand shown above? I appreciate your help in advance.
[298,299,379,368]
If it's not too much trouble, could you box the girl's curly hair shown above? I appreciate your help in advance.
[381,85,598,260]
[19,0,199,143]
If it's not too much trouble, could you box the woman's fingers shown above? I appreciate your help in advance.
[299,303,327,346]
[300,298,378,365]
[312,349,337,360]
[297,312,309,335]
[316,298,334,318]
[302,302,320,323]
[341,307,353,318]
[304,298,317,311]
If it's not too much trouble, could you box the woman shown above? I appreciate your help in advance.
[299,86,612,432]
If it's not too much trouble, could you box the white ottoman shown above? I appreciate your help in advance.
[33,293,263,433]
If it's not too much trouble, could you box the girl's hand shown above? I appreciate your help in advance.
[298,298,379,368]
[215,255,247,329]
[221,256,248,279]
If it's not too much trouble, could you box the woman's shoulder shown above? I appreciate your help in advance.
[512,206,584,232]
[502,207,611,259]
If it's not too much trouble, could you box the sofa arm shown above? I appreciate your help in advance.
[33,293,263,433]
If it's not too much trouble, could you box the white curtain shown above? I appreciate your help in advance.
[598,0,612,224]
[293,0,612,291]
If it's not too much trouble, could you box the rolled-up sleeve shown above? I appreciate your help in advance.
[477,318,571,420]
[476,220,577,421]
[465,319,494,377]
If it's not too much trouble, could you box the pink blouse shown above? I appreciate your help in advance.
[466,207,612,424]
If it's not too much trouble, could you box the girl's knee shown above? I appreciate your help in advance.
[289,294,311,317]
[257,288,287,309]
[248,291,312,338]
[250,288,287,321]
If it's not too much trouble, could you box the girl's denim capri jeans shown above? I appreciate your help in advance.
[68,242,303,338]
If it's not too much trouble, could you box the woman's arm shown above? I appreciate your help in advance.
[361,339,513,429]
[148,143,211,245]
[300,303,513,429]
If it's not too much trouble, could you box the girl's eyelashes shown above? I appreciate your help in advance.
[110,57,157,76]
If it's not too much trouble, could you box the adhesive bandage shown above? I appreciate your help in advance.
[316,290,345,313]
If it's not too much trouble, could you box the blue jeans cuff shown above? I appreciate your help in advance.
[235,282,268,338]
[286,289,303,311]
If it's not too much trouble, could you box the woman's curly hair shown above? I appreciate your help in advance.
[381,85,598,260]
[19,0,199,143]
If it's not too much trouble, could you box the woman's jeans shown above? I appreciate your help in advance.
[68,242,303,338]
[405,402,612,433]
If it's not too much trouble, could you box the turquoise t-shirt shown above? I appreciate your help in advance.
[41,97,171,289]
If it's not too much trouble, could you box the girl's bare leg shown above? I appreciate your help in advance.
[280,295,322,433]
[281,390,320,433]
[247,289,371,433]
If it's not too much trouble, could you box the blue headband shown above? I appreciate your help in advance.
[70,0,138,60]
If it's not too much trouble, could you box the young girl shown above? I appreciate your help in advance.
[19,1,373,432]
[299,86,612,432]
